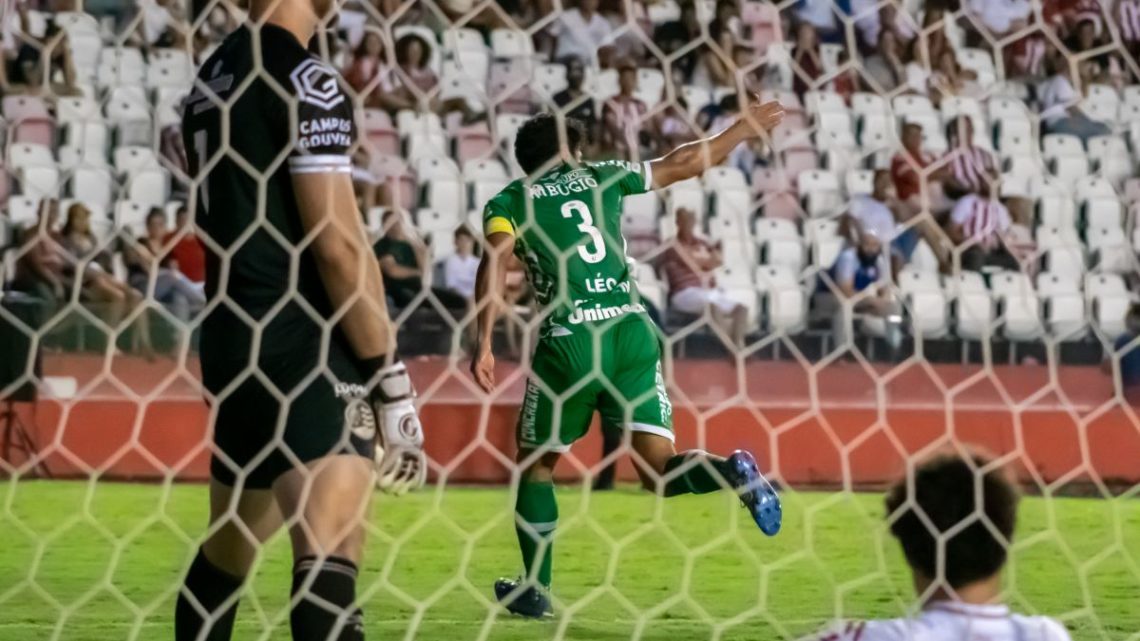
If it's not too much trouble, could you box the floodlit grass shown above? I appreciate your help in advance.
[0,481,1137,640]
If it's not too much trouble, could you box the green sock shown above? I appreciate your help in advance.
[663,450,732,496]
[515,479,557,589]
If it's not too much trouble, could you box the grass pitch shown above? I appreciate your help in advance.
[0,481,1137,641]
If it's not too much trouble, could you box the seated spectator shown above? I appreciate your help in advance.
[863,28,907,93]
[854,1,917,52]
[947,192,1021,272]
[930,49,981,103]
[1107,303,1140,401]
[942,116,999,198]
[795,0,845,42]
[655,1,702,81]
[791,22,823,97]
[1117,0,1140,59]
[808,449,1072,641]
[601,0,651,64]
[553,57,598,146]
[164,205,206,286]
[125,208,206,322]
[443,225,479,301]
[1038,49,1112,142]
[8,24,80,100]
[12,200,69,305]
[732,45,768,97]
[601,60,651,160]
[1005,34,1048,81]
[343,30,386,105]
[657,208,748,349]
[373,209,467,319]
[891,122,946,214]
[967,0,1032,39]
[379,33,481,122]
[550,0,615,67]
[822,231,902,349]
[1066,18,1126,87]
[690,19,737,90]
[134,0,189,49]
[842,169,929,274]
[655,98,698,156]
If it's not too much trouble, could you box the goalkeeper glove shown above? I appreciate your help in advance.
[366,359,426,494]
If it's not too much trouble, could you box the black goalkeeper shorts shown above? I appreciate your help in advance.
[201,339,376,489]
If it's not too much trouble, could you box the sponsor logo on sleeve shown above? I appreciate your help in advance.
[290,58,345,110]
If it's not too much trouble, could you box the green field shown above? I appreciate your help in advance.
[0,481,1137,641]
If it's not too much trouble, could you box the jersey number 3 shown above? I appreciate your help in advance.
[560,200,606,264]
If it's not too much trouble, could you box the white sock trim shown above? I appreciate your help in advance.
[628,423,674,441]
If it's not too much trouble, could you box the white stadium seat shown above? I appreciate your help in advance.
[1086,273,1132,338]
[754,217,804,272]
[946,272,994,340]
[990,270,1044,341]
[755,265,807,333]
[899,268,949,338]
[1037,272,1087,341]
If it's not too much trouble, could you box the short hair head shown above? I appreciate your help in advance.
[885,450,1019,589]
[514,113,586,176]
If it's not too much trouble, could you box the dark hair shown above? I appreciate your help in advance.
[514,113,586,175]
[395,33,431,69]
[454,224,474,239]
[885,450,1019,588]
[146,207,166,225]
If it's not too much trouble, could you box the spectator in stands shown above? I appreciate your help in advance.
[808,449,1072,641]
[891,122,942,214]
[134,0,189,49]
[344,30,386,105]
[443,225,479,302]
[918,8,953,67]
[601,0,651,64]
[791,22,823,97]
[795,0,845,42]
[125,208,206,322]
[823,230,902,349]
[854,1,917,52]
[380,32,483,123]
[1038,49,1112,142]
[9,24,79,99]
[13,200,68,304]
[942,116,998,198]
[1006,34,1048,81]
[655,1,701,80]
[658,208,749,349]
[1107,303,1140,399]
[1117,0,1140,59]
[553,57,598,146]
[703,94,757,178]
[967,0,1032,39]
[930,49,981,103]
[733,44,768,96]
[863,28,907,92]
[1066,17,1123,86]
[373,209,467,320]
[601,60,651,160]
[690,18,737,90]
[164,205,206,286]
[842,169,929,273]
[656,98,698,155]
[948,191,1021,272]
[550,0,615,67]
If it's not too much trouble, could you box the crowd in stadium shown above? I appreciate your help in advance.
[1,0,1140,358]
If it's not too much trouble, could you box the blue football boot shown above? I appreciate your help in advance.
[724,450,782,536]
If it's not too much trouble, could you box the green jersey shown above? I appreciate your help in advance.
[483,160,654,337]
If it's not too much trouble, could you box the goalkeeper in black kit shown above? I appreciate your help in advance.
[174,0,427,638]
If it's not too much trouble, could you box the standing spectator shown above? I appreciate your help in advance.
[791,22,823,97]
[863,28,907,92]
[1038,49,1112,142]
[125,208,207,322]
[942,116,998,198]
[806,449,1073,641]
[823,231,902,349]
[948,192,1021,272]
[601,60,650,160]
[164,205,206,286]
[657,208,749,348]
[551,0,615,66]
[553,57,598,145]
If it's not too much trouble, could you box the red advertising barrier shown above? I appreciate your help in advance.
[3,355,1138,488]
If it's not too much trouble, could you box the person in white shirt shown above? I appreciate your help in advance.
[551,0,614,65]
[949,192,1020,272]
[1038,49,1111,143]
[444,225,479,300]
[802,449,1073,641]
[968,0,1032,36]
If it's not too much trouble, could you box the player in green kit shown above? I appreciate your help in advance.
[471,101,786,618]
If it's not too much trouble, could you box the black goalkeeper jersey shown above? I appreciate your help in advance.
[181,23,358,362]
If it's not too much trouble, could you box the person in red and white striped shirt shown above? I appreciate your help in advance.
[948,193,1021,272]
[1120,0,1140,54]
[941,116,997,198]
[802,450,1074,641]
[602,60,651,161]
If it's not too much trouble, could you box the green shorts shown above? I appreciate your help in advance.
[517,317,673,452]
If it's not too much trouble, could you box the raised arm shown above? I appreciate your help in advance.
[647,99,785,189]
[470,231,516,392]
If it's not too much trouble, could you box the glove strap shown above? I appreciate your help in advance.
[374,360,415,405]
